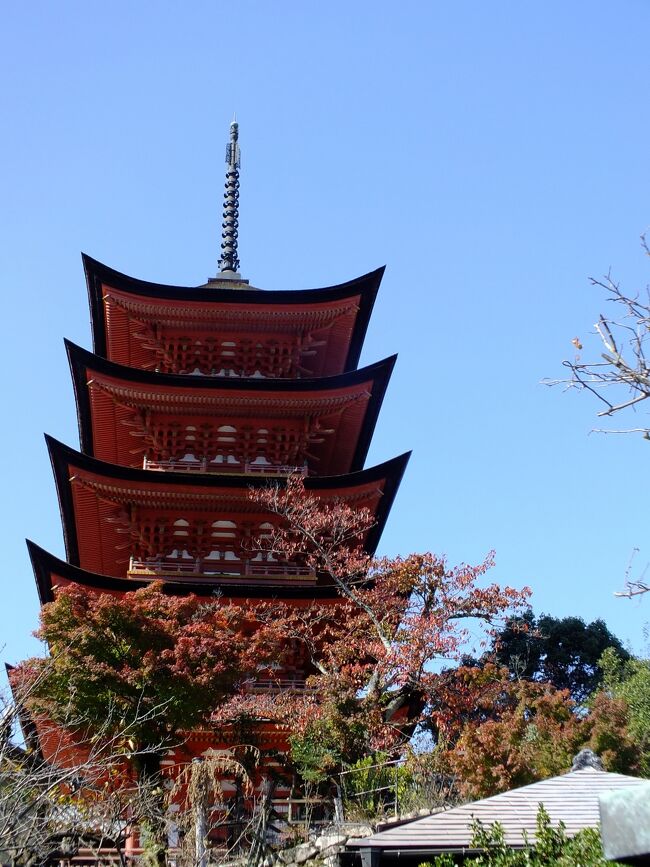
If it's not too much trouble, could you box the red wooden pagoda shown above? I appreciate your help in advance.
[27,121,409,833]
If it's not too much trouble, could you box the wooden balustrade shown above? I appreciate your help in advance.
[128,556,314,580]
[245,678,318,693]
[143,457,308,476]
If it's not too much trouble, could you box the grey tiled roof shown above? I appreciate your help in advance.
[351,769,648,853]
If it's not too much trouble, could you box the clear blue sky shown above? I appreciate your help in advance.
[2,0,650,666]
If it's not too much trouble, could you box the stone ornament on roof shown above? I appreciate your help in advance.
[572,748,605,771]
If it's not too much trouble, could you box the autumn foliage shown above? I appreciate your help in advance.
[18,583,286,762]
[15,476,638,809]
[440,666,639,799]
[249,476,531,772]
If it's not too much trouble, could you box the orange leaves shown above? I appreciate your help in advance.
[19,474,535,785]
[252,473,374,579]
[443,674,582,798]
[249,477,531,761]
[22,582,289,754]
[440,670,640,799]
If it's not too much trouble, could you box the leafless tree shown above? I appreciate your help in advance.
[1,665,282,867]
[548,234,650,598]
[549,234,650,437]
[611,549,650,600]
[0,664,171,866]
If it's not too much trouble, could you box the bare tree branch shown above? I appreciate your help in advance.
[546,238,650,437]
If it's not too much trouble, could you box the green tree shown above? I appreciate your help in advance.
[15,583,285,858]
[488,610,629,703]
[20,583,282,756]
[601,647,650,774]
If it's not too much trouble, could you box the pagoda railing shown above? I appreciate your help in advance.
[128,556,315,580]
[143,457,308,476]
[245,677,318,694]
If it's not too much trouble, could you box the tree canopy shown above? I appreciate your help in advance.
[17,583,286,763]
[440,665,639,799]
[486,610,629,703]
[601,648,650,775]
[250,475,531,778]
[12,477,647,850]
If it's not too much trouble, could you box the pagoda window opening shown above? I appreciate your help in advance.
[172,518,190,538]
[204,550,240,562]
[208,520,240,561]
[210,519,238,537]
[168,549,193,560]
[204,550,239,561]
[214,425,239,463]
[255,428,269,463]
[175,424,203,466]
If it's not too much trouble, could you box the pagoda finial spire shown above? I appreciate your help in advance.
[218,119,241,276]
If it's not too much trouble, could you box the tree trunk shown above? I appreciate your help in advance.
[135,753,167,867]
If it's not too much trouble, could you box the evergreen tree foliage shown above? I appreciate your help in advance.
[488,610,629,703]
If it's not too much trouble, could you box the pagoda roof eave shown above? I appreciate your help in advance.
[66,339,396,472]
[4,662,43,761]
[46,435,410,566]
[26,541,344,605]
[83,254,383,370]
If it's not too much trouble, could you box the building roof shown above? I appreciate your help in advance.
[350,769,648,855]
[46,435,410,574]
[26,540,351,604]
[66,340,396,475]
[84,254,383,374]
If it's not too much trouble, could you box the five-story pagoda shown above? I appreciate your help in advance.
[27,121,409,822]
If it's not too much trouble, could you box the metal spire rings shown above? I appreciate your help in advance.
[218,120,241,274]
